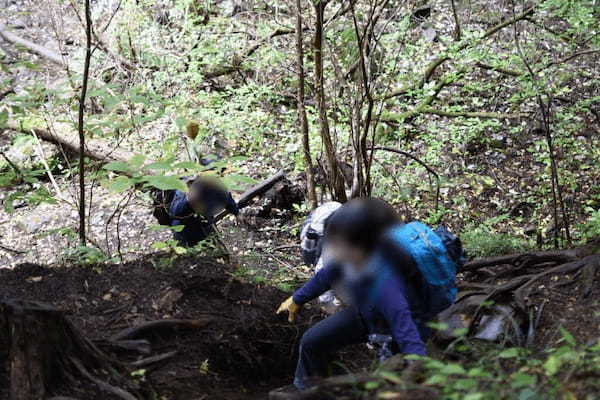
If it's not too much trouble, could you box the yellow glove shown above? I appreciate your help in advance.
[277,296,301,323]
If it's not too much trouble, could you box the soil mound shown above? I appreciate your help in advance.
[0,257,339,400]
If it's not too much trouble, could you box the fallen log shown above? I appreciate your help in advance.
[0,299,148,400]
[5,120,135,167]
[5,120,288,221]
[110,318,213,341]
[215,169,286,221]
[0,26,66,67]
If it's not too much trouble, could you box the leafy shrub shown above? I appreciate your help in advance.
[577,207,600,241]
[461,225,533,258]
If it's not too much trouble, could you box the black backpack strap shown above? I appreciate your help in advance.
[151,189,176,226]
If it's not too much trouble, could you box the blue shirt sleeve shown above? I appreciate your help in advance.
[293,263,342,305]
[169,191,195,221]
[378,277,427,356]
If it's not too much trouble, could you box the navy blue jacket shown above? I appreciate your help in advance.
[169,189,238,246]
[293,245,428,356]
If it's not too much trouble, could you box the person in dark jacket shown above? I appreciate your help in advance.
[169,176,239,247]
[276,198,429,390]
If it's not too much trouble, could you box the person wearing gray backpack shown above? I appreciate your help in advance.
[276,198,464,391]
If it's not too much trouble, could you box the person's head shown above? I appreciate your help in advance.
[325,198,399,268]
[186,175,226,214]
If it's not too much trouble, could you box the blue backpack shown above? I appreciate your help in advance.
[385,222,465,318]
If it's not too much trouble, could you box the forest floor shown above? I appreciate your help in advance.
[1,240,599,399]
[1,0,599,398]
[0,256,373,400]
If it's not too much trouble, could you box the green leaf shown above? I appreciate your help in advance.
[170,225,184,232]
[511,373,536,388]
[543,355,562,376]
[144,175,187,192]
[559,327,576,347]
[463,394,484,400]
[104,161,131,172]
[425,374,447,385]
[131,369,146,377]
[129,154,146,170]
[173,246,187,255]
[498,348,521,359]
[103,95,122,112]
[379,392,403,400]
[454,378,477,390]
[144,161,173,171]
[427,322,449,332]
[149,224,171,231]
[225,174,257,184]
[440,363,466,375]
[173,161,203,170]
[364,381,380,390]
[518,388,538,400]
[452,327,468,337]
[467,368,491,378]
[107,176,133,193]
[130,95,148,104]
[152,241,168,250]
[378,371,402,384]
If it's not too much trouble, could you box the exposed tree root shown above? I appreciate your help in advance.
[0,299,149,400]
[130,351,178,368]
[446,238,600,346]
[110,318,214,341]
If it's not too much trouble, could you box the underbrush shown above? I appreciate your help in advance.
[460,225,535,258]
[367,329,600,400]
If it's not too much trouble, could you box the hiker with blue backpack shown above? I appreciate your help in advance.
[276,198,464,390]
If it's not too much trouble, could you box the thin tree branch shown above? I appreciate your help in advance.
[373,147,441,212]
[384,5,536,99]
[77,0,93,246]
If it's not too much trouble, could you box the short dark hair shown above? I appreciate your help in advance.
[325,198,399,254]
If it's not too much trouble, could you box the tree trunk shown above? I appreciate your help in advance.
[296,0,318,209]
[0,299,146,400]
[313,0,347,203]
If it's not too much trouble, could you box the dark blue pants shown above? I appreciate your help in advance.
[294,308,368,389]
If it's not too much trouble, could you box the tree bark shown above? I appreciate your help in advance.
[296,0,317,209]
[0,299,145,400]
[313,0,347,203]
[77,0,92,246]
[5,120,135,166]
